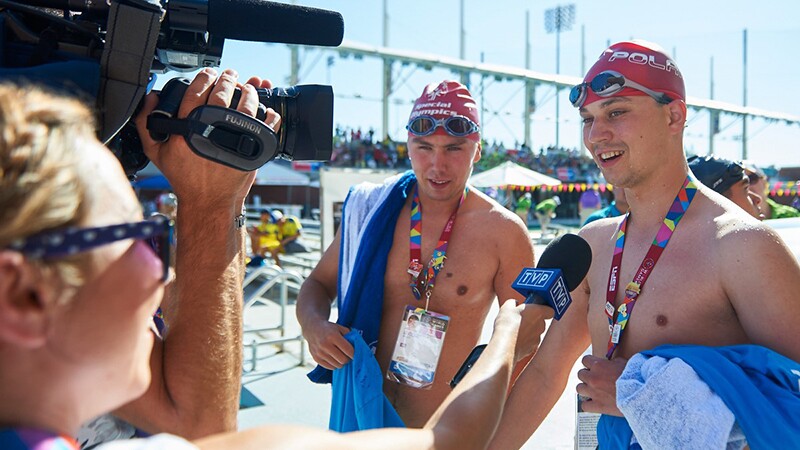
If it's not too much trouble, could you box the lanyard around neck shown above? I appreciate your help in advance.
[409,184,469,310]
[604,176,698,359]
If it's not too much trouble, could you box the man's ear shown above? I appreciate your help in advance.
[0,251,50,348]
[666,100,687,133]
[473,141,482,163]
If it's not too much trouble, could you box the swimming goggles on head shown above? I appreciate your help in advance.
[569,70,673,108]
[406,115,479,137]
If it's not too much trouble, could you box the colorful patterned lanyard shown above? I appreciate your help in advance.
[408,184,469,310]
[604,176,698,359]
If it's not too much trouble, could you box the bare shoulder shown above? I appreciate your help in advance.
[688,191,800,360]
[463,188,530,242]
[697,193,784,252]
[195,425,430,450]
[687,191,797,270]
[716,216,795,267]
[578,214,623,247]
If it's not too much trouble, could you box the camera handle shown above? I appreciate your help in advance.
[147,105,279,171]
[98,0,163,143]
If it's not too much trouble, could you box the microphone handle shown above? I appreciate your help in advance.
[451,292,555,389]
[449,344,487,389]
[525,292,550,307]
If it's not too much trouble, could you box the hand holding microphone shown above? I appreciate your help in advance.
[450,234,592,388]
[512,233,592,320]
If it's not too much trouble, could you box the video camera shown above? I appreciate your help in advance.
[0,0,344,177]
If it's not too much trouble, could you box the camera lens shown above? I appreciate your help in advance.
[256,85,333,161]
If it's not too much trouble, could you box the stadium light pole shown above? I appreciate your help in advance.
[742,28,748,160]
[382,0,391,141]
[545,4,575,151]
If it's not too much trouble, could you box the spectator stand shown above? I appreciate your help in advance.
[244,207,318,268]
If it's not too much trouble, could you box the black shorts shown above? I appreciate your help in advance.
[283,240,310,253]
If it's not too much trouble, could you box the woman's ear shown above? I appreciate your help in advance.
[0,251,50,348]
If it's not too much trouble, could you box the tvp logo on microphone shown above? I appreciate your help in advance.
[512,268,572,320]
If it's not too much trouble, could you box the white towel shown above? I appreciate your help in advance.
[617,353,747,450]
[339,171,406,301]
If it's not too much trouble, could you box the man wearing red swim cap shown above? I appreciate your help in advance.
[298,80,551,429]
[493,40,800,449]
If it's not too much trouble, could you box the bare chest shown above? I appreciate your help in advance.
[376,209,498,367]
[374,211,502,424]
[587,235,747,358]
[383,207,497,315]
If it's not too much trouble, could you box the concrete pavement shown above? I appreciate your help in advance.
[237,232,588,449]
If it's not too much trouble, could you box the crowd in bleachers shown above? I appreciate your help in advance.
[476,143,602,183]
[329,126,408,169]
[327,125,603,183]
[321,127,799,224]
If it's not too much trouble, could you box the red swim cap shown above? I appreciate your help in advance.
[580,40,685,108]
[408,80,480,141]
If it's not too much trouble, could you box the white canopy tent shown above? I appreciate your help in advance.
[469,161,561,188]
[255,162,311,186]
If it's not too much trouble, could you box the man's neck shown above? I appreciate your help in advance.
[625,169,690,229]
[415,187,469,219]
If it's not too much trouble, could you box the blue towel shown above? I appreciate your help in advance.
[598,344,800,450]
[308,171,417,383]
[329,330,405,432]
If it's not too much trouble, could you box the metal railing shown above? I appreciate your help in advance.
[242,265,306,373]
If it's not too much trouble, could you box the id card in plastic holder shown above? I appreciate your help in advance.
[575,394,600,450]
[386,306,450,389]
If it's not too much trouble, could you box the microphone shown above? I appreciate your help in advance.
[450,234,592,388]
[511,233,592,320]
[208,0,345,47]
[24,0,345,47]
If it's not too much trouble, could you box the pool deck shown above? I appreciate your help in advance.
[236,230,587,449]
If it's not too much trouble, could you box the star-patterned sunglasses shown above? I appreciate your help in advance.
[6,214,174,282]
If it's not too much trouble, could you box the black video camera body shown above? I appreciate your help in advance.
[0,0,343,177]
[144,77,333,171]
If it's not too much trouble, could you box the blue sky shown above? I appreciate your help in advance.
[204,0,799,170]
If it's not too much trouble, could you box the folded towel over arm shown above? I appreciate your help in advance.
[598,344,800,450]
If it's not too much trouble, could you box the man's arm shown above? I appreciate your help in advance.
[113,69,277,438]
[248,228,262,256]
[488,257,593,449]
[197,301,537,450]
[490,210,545,381]
[723,225,800,361]
[296,229,354,369]
[491,212,535,308]
[575,355,627,416]
[280,220,300,246]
